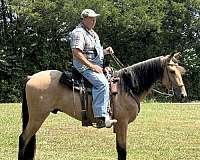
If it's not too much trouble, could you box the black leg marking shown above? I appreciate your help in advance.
[117,143,127,160]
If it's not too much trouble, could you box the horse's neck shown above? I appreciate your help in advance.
[137,59,164,97]
[118,57,164,98]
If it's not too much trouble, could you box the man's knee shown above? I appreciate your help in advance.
[100,78,109,88]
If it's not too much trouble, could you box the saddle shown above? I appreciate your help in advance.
[59,67,120,127]
[59,67,92,92]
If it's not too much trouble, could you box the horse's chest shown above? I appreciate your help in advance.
[125,102,139,123]
[128,109,138,123]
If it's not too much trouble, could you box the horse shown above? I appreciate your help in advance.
[18,52,187,160]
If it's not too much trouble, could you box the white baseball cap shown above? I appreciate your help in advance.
[81,9,100,18]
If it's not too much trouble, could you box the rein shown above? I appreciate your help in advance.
[151,62,175,97]
[110,54,141,113]
[109,53,142,113]
[112,56,176,98]
[152,88,174,97]
[110,53,124,68]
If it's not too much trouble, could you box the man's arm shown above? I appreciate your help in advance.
[72,48,103,73]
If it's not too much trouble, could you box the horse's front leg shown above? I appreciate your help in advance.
[115,120,128,160]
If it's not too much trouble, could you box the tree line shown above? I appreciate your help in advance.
[0,0,200,102]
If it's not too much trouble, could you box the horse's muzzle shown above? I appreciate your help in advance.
[173,85,187,98]
[180,92,187,98]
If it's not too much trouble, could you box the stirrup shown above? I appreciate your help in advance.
[95,117,117,129]
[105,118,117,128]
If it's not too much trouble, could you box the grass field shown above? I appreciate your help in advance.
[0,103,200,160]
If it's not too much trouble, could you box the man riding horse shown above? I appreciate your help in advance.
[69,9,117,128]
[17,8,187,160]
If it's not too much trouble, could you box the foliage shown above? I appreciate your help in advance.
[0,0,200,102]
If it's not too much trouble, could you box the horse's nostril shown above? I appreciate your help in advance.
[181,94,187,98]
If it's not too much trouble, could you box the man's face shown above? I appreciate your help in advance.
[83,17,96,30]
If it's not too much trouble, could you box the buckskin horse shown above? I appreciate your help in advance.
[18,52,187,160]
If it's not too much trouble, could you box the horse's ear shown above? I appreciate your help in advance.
[170,51,176,58]
[174,52,181,60]
[171,52,181,63]
[166,52,175,63]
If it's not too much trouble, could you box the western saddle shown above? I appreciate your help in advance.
[59,67,120,127]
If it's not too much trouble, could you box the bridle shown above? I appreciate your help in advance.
[110,53,185,98]
[165,63,185,89]
[152,61,185,97]
[155,62,185,97]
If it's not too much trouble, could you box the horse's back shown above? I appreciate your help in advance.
[25,70,83,119]
[25,70,63,108]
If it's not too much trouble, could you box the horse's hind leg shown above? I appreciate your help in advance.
[18,112,50,160]
[19,130,35,160]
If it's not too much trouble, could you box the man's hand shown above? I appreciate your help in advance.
[104,66,112,72]
[104,46,114,55]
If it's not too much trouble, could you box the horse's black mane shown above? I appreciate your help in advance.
[115,57,165,96]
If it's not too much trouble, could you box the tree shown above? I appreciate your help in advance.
[0,0,199,102]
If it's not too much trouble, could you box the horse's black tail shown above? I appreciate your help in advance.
[18,88,36,160]
[22,88,29,130]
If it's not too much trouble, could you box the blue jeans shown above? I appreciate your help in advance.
[82,69,109,118]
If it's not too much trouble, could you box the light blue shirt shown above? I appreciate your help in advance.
[69,23,104,72]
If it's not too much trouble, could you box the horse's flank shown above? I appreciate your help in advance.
[26,70,83,120]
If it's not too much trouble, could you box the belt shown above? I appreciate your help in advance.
[83,49,97,57]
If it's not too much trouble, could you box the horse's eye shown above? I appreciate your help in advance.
[170,70,175,74]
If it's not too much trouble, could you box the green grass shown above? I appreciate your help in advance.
[0,103,200,160]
